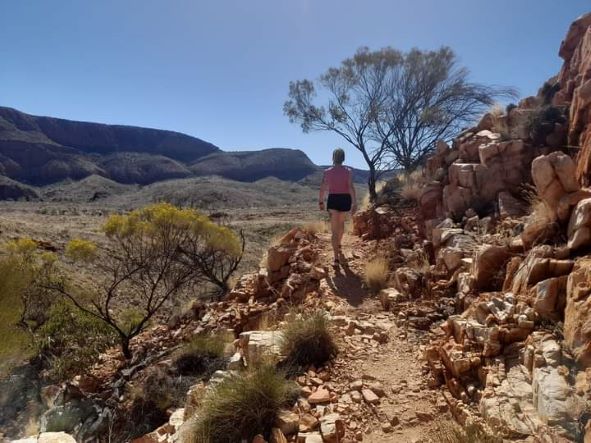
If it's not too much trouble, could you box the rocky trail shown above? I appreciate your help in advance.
[313,230,446,442]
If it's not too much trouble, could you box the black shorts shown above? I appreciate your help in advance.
[327,193,352,212]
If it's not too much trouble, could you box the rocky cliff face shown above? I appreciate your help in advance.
[407,12,591,441]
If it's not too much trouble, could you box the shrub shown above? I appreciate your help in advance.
[51,203,243,359]
[364,257,390,293]
[174,334,227,376]
[527,105,567,145]
[280,311,338,369]
[36,301,117,381]
[190,365,297,443]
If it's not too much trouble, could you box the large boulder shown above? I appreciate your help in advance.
[567,197,591,250]
[531,152,579,216]
[565,258,591,367]
[471,245,511,291]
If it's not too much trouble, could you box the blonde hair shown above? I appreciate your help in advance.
[332,148,345,165]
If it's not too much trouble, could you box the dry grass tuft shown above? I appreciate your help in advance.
[360,180,387,211]
[280,311,338,369]
[364,257,390,293]
[434,419,503,443]
[190,364,298,443]
[301,220,326,235]
[398,169,424,202]
[173,334,227,376]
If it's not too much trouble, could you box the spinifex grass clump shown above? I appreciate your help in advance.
[190,364,298,443]
[364,256,390,293]
[280,311,338,369]
[174,333,227,376]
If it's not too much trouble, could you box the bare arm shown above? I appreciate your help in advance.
[349,171,357,212]
[319,172,327,210]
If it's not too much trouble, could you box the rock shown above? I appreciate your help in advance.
[367,382,386,397]
[361,389,380,404]
[275,410,299,435]
[565,258,591,367]
[498,191,527,218]
[267,245,294,272]
[393,267,423,298]
[270,428,288,443]
[532,366,573,426]
[299,413,319,432]
[379,288,404,310]
[239,330,284,366]
[183,381,206,421]
[12,434,77,443]
[308,387,331,404]
[568,198,591,250]
[532,276,567,321]
[531,152,579,215]
[319,413,345,443]
[511,247,574,295]
[471,245,511,291]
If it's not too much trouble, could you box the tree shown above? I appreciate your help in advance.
[50,203,242,359]
[284,47,401,200]
[284,47,516,200]
[374,47,517,172]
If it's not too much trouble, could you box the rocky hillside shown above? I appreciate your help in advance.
[0,107,326,197]
[190,149,318,182]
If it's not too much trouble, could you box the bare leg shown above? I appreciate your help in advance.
[329,210,340,263]
[337,212,346,252]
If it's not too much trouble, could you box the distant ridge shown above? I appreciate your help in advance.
[0,106,371,201]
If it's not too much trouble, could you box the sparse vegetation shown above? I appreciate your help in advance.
[527,105,567,146]
[280,311,338,369]
[364,256,390,293]
[398,169,425,202]
[434,419,503,443]
[36,301,117,381]
[49,203,243,359]
[301,220,326,235]
[190,365,298,443]
[285,47,516,199]
[174,334,227,376]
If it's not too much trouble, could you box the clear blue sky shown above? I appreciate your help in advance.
[1,0,589,168]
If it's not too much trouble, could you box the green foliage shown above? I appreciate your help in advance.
[118,308,146,336]
[280,311,338,369]
[0,238,60,373]
[174,334,227,376]
[36,301,117,381]
[65,238,97,262]
[527,105,567,145]
[0,255,34,373]
[57,203,244,359]
[190,365,298,443]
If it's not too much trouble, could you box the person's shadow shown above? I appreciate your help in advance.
[326,257,366,307]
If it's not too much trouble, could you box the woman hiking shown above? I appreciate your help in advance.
[319,148,357,268]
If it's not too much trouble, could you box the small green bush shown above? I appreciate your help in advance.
[173,334,226,376]
[190,365,297,443]
[280,311,338,369]
[36,301,117,381]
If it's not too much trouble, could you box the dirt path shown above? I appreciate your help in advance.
[316,231,447,443]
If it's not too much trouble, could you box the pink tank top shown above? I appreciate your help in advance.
[323,166,351,194]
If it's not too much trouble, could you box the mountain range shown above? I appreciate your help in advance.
[0,107,369,201]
